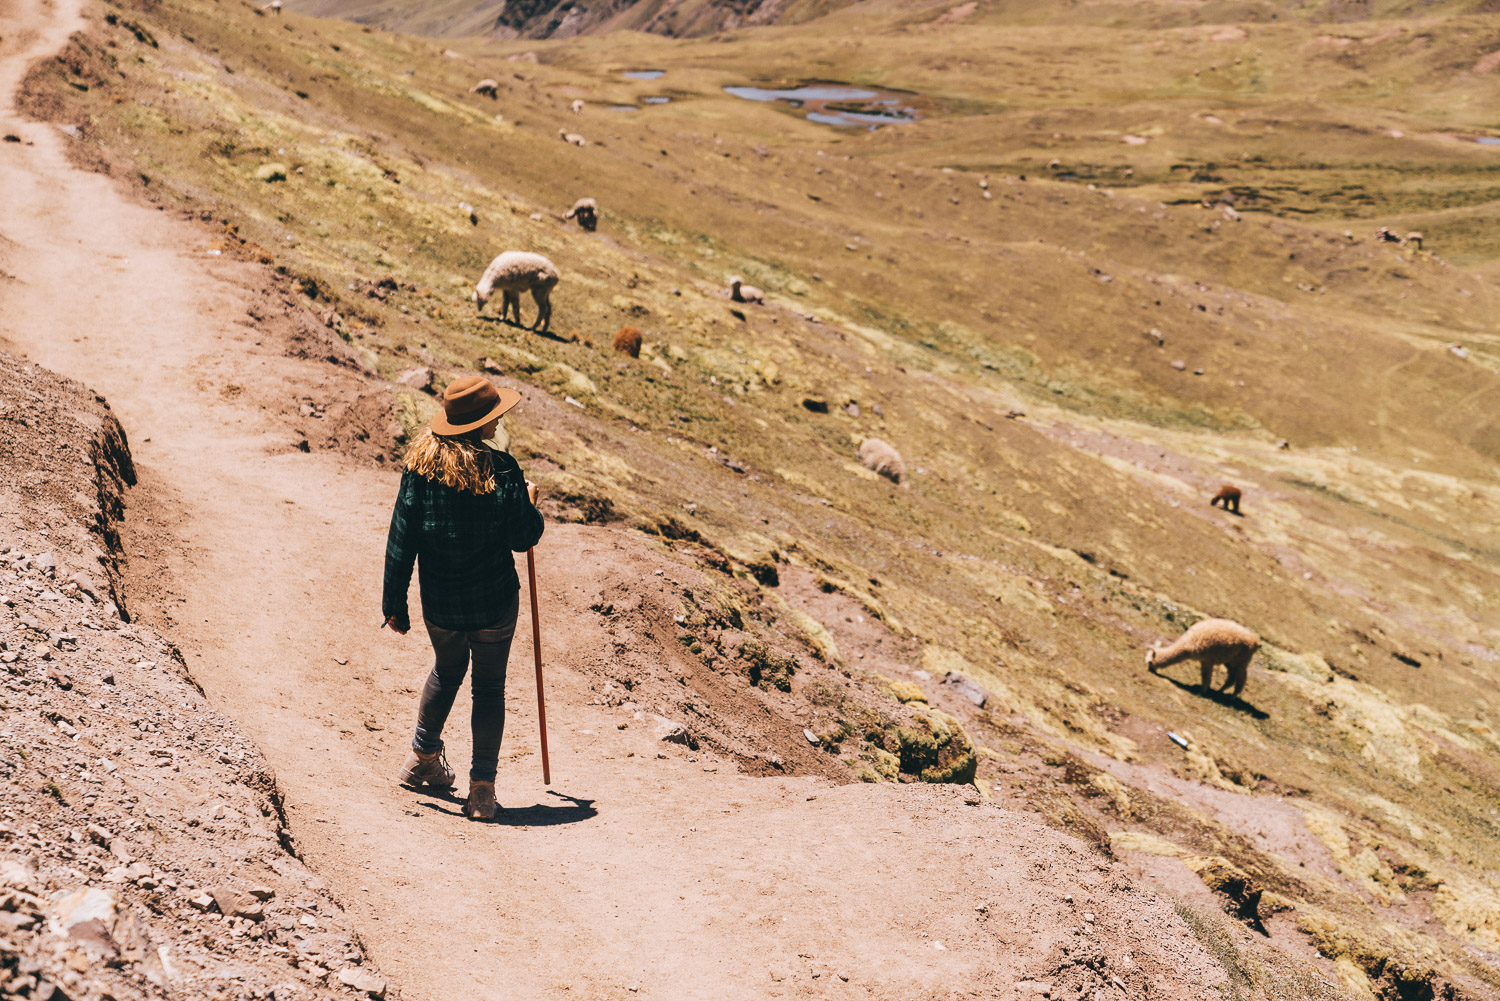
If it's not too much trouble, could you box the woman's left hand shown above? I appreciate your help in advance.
[526,479,540,504]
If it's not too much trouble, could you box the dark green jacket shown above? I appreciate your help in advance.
[382,448,544,632]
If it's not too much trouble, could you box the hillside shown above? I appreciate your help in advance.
[284,0,1500,40]
[8,0,1500,997]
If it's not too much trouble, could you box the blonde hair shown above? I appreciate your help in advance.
[404,428,496,495]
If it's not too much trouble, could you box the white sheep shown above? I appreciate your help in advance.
[263,0,282,12]
[470,79,499,98]
[858,438,905,485]
[1145,618,1260,696]
[729,276,763,304]
[564,197,598,232]
[571,99,584,115]
[474,251,560,332]
[558,129,587,147]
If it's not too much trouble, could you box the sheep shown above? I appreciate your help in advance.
[470,79,499,98]
[1146,618,1260,697]
[1209,483,1241,514]
[558,129,587,147]
[564,197,598,232]
[571,99,584,115]
[474,251,560,332]
[263,0,282,12]
[612,326,642,358]
[858,438,906,485]
[1404,231,1424,250]
[729,276,763,304]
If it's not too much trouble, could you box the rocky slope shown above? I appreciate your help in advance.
[0,353,392,1001]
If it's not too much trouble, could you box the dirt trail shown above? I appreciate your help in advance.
[0,3,1233,998]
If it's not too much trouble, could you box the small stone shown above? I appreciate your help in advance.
[397,367,436,393]
[187,892,215,911]
[1170,360,1186,371]
[837,971,850,982]
[336,967,387,998]
[803,729,820,745]
[247,885,276,902]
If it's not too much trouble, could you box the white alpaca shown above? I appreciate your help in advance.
[558,129,587,147]
[729,276,763,304]
[571,99,584,114]
[564,197,598,231]
[474,251,560,332]
[1146,618,1260,696]
[858,438,905,485]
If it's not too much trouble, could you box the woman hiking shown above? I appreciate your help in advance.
[382,375,544,820]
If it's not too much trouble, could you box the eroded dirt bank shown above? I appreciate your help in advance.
[0,351,389,1000]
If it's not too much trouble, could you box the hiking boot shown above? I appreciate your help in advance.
[398,746,454,789]
[464,780,498,821]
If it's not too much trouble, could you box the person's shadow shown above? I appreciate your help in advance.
[1161,675,1270,720]
[411,787,597,826]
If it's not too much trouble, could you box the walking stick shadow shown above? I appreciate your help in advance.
[408,789,597,826]
[493,790,597,828]
[1161,676,1270,720]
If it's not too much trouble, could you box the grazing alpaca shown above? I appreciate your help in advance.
[1404,231,1424,250]
[474,251,560,332]
[571,99,584,114]
[729,276,763,304]
[564,197,598,231]
[1210,484,1241,514]
[612,326,642,358]
[1146,618,1260,697]
[858,438,905,485]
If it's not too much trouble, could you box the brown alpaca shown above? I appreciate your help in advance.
[1210,484,1241,514]
[612,326,642,358]
[1146,618,1260,697]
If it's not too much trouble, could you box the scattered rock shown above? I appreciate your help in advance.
[397,367,436,393]
[1170,360,1187,371]
[254,162,288,182]
[940,671,987,707]
[801,397,829,414]
[336,966,387,998]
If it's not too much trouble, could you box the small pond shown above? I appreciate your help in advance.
[623,69,665,80]
[607,105,640,112]
[643,96,671,104]
[1476,136,1500,146]
[724,83,917,129]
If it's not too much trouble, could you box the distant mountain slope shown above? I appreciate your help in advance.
[284,0,829,39]
[285,0,1500,39]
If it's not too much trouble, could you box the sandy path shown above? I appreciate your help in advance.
[0,3,1230,998]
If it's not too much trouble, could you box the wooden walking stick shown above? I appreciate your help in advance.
[526,547,551,785]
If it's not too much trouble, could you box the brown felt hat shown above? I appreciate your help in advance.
[430,376,521,435]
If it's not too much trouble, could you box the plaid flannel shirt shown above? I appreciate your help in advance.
[382,448,545,632]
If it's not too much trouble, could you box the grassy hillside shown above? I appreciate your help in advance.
[22,0,1500,996]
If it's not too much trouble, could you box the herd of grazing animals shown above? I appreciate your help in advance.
[446,67,1283,707]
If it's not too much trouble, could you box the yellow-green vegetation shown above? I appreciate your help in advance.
[26,0,1500,994]
[893,706,978,783]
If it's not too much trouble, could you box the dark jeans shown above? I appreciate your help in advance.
[412,590,519,782]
